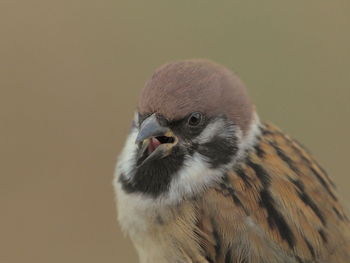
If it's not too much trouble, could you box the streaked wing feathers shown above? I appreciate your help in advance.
[197,123,350,263]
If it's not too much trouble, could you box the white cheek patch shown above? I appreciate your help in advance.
[114,113,262,206]
[194,119,226,144]
[114,132,225,206]
[167,153,224,203]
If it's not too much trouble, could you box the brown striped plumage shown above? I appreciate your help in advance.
[114,60,350,263]
[117,123,350,263]
[192,123,350,263]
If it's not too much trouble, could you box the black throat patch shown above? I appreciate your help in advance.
[119,146,186,198]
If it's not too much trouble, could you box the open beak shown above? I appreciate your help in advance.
[135,114,178,166]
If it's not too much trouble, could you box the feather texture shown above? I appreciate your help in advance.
[120,123,350,263]
[194,123,350,262]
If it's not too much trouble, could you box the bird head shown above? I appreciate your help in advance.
[117,59,259,203]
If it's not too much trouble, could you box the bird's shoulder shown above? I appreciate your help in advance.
[196,122,350,263]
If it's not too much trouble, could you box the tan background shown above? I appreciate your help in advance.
[1,1,349,262]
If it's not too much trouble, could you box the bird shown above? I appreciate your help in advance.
[114,59,350,263]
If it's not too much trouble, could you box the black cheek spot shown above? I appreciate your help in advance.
[197,136,238,168]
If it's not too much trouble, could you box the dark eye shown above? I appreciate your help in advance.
[187,112,203,127]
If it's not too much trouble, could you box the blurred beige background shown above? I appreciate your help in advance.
[1,1,349,262]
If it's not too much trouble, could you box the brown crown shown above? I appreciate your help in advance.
[138,59,254,134]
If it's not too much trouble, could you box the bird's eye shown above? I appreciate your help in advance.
[187,112,202,127]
